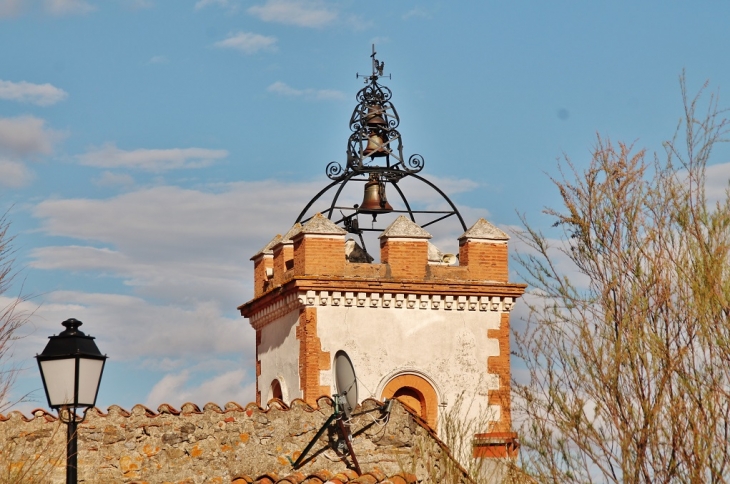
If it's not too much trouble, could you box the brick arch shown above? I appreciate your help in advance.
[382,374,438,429]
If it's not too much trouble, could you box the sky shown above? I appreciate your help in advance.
[1,0,730,415]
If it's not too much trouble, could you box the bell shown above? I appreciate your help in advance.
[365,105,386,126]
[362,132,389,158]
[359,175,393,214]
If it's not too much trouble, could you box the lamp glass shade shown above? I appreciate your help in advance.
[77,357,104,406]
[39,358,75,407]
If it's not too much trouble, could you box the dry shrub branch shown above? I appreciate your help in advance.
[0,209,31,413]
[514,76,730,483]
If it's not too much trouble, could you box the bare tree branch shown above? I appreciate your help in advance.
[514,75,730,484]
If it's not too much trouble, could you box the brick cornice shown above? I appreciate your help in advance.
[240,277,526,330]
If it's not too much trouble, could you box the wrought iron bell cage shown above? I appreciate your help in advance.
[296,47,466,250]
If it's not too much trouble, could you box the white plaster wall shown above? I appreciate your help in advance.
[258,309,301,404]
[316,305,502,428]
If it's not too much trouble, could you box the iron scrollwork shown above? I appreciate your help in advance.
[326,161,345,180]
[300,46,466,246]
[404,154,425,173]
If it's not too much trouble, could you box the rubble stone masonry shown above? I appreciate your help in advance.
[0,399,467,483]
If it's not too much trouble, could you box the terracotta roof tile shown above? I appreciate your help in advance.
[350,475,377,484]
[332,469,359,481]
[181,402,203,413]
[232,478,255,484]
[300,477,325,484]
[156,403,181,414]
[277,471,306,483]
[133,474,415,484]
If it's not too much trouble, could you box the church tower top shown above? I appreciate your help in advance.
[295,46,466,256]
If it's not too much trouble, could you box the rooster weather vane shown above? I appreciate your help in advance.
[296,45,466,253]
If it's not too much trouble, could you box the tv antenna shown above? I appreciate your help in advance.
[291,350,393,473]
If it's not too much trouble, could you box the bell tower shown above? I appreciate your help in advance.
[238,47,526,460]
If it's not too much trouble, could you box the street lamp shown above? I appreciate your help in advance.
[36,318,107,484]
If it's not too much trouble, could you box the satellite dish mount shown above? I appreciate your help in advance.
[291,350,386,474]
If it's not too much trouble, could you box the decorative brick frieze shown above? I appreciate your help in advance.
[246,290,516,330]
[248,292,302,330]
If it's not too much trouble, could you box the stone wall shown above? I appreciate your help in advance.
[0,398,471,483]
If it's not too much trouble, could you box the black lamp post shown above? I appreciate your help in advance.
[36,318,107,484]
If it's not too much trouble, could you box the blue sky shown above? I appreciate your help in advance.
[2,1,730,414]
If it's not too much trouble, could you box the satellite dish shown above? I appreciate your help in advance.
[293,348,392,474]
[441,253,457,265]
[334,350,358,419]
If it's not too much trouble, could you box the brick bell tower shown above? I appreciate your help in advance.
[238,48,526,459]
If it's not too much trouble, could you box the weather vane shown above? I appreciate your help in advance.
[357,44,389,82]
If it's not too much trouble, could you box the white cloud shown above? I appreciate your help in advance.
[402,7,430,20]
[0,0,24,17]
[30,180,320,305]
[0,158,34,187]
[146,55,168,64]
[248,0,336,28]
[145,369,255,408]
[43,0,96,15]
[267,81,345,101]
[705,162,730,206]
[93,171,135,187]
[77,143,228,171]
[214,31,277,54]
[10,291,252,362]
[0,115,64,157]
[194,0,229,10]
[267,81,300,97]
[123,0,153,9]
[0,79,68,106]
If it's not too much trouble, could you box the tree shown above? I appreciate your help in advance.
[0,209,30,412]
[513,77,730,484]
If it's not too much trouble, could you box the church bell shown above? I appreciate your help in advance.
[365,105,386,127]
[359,174,393,215]
[362,131,389,158]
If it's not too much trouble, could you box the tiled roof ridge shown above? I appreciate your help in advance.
[0,395,395,422]
[229,469,418,483]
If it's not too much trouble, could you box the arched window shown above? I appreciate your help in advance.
[382,374,438,429]
[270,378,283,402]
